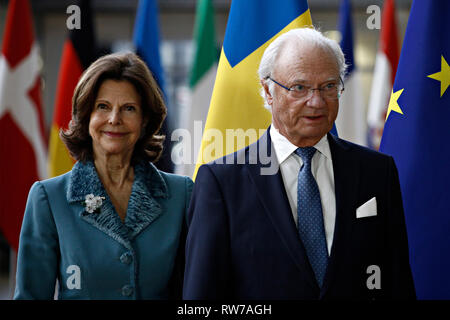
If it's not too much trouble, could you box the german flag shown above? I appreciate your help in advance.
[48,0,97,177]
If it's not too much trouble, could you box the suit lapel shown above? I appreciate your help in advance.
[245,129,319,292]
[320,134,360,297]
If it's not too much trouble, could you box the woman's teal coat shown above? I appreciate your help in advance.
[14,161,193,299]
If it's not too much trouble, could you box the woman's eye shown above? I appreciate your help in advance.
[97,103,108,110]
[125,105,136,111]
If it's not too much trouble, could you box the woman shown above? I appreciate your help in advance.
[14,52,193,299]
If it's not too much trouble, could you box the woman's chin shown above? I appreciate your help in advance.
[94,146,134,159]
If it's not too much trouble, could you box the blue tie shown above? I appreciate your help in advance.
[295,147,328,287]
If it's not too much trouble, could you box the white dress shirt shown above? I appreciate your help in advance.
[270,125,336,255]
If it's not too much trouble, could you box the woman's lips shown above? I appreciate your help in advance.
[103,131,127,137]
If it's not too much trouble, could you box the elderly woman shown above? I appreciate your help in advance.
[14,52,193,299]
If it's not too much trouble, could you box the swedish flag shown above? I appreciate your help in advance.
[193,0,312,178]
[380,0,450,299]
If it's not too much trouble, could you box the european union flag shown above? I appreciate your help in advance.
[133,0,173,173]
[380,0,450,299]
[133,0,165,94]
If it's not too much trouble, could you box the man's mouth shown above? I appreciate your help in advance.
[304,115,324,121]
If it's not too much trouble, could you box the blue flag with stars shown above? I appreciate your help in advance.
[380,0,450,299]
[133,0,174,173]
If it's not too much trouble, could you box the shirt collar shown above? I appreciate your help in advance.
[270,124,332,164]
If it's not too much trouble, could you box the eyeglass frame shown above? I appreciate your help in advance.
[267,76,345,99]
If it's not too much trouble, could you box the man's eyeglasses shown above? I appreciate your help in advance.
[268,76,345,99]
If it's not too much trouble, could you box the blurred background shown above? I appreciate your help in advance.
[0,0,413,299]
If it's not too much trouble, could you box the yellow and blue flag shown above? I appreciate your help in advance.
[380,0,450,299]
[193,0,312,178]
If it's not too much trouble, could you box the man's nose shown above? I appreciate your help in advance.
[305,89,326,107]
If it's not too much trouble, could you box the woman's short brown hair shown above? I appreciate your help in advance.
[60,52,167,164]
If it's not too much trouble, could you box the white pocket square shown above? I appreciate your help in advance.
[356,197,377,218]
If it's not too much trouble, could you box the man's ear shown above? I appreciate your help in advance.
[261,79,273,106]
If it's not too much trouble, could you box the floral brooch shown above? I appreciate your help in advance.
[83,194,105,214]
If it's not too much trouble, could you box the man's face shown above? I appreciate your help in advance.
[263,43,340,147]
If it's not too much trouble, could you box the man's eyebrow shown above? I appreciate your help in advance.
[289,77,339,84]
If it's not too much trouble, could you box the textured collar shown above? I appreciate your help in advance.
[67,161,168,249]
[67,161,168,202]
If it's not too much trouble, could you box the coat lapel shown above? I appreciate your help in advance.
[245,129,319,292]
[67,161,168,249]
[125,162,168,240]
[320,134,360,297]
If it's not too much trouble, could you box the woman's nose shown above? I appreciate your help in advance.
[108,109,122,125]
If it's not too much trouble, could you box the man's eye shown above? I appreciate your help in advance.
[291,85,306,92]
[324,83,337,90]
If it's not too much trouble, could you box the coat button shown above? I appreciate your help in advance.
[121,285,134,297]
[120,252,132,264]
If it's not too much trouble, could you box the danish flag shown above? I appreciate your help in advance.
[0,0,47,251]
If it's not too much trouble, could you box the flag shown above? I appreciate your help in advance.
[367,0,399,150]
[193,0,313,178]
[133,0,173,173]
[48,0,97,177]
[178,0,218,177]
[0,0,47,251]
[380,0,450,299]
[334,0,366,146]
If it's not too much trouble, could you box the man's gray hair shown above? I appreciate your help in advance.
[258,27,347,110]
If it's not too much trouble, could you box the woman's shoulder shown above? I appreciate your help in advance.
[140,162,193,197]
[157,169,193,192]
[26,171,72,203]
[38,170,72,189]
[143,162,192,184]
[158,170,192,183]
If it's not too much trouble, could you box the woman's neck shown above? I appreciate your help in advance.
[93,154,134,188]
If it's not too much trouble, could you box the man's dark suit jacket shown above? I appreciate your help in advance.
[183,129,416,300]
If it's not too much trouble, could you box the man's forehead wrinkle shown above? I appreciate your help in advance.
[274,49,340,84]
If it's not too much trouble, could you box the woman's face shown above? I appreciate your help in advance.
[89,79,146,160]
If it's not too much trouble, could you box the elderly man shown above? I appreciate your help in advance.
[183,28,415,300]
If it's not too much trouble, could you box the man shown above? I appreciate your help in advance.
[183,28,415,300]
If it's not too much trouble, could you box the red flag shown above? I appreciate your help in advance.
[367,0,400,150]
[49,0,97,177]
[0,0,47,251]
